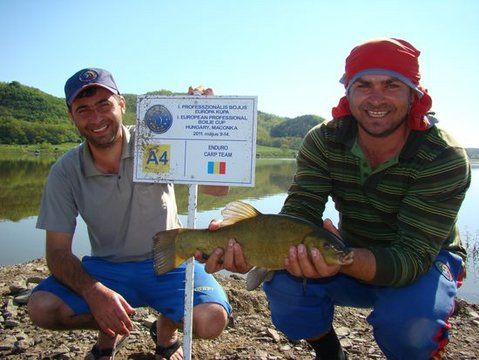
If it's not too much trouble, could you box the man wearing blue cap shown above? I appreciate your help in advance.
[27,68,231,359]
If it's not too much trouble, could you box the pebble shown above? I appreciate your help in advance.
[230,274,243,280]
[5,299,18,317]
[26,276,44,285]
[0,335,17,350]
[142,315,157,328]
[51,344,70,356]
[9,281,27,295]
[16,337,35,351]
[13,289,32,305]
[254,336,273,342]
[468,309,479,319]
[15,331,28,340]
[336,326,350,337]
[266,328,281,342]
[339,337,353,349]
[5,319,20,328]
[255,349,268,358]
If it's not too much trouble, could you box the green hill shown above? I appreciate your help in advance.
[0,81,67,124]
[0,81,80,144]
[271,114,324,138]
[0,81,325,148]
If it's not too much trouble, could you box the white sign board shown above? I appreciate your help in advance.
[134,95,257,186]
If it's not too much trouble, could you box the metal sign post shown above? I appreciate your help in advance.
[183,184,198,360]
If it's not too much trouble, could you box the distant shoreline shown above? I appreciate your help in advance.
[1,144,478,163]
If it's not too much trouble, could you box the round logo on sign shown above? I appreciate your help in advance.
[144,105,173,134]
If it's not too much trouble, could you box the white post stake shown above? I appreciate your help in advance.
[183,184,198,360]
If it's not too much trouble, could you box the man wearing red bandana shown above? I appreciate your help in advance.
[202,38,471,359]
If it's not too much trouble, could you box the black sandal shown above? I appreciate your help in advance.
[86,344,114,359]
[85,334,128,359]
[149,320,182,359]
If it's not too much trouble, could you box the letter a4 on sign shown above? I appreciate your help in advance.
[143,144,171,173]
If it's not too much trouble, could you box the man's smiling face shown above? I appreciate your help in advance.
[69,87,125,148]
[347,74,414,138]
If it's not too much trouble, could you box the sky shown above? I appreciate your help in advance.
[1,0,478,147]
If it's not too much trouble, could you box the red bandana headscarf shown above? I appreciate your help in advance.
[331,38,432,131]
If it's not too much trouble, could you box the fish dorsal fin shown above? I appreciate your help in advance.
[221,201,261,226]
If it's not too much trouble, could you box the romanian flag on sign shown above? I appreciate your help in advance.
[208,161,226,174]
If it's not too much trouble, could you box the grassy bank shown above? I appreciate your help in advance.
[0,143,79,158]
[256,145,296,158]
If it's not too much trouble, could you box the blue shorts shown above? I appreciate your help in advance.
[263,250,464,359]
[33,256,231,323]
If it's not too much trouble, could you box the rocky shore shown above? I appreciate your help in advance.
[1,258,478,359]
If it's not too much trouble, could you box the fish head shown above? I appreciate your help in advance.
[304,230,354,266]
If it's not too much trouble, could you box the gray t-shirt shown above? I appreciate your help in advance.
[36,125,180,262]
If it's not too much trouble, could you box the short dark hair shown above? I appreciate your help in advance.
[67,87,122,111]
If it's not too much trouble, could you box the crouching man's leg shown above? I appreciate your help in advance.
[193,302,229,338]
[27,277,125,359]
[368,250,465,359]
[263,270,348,360]
[28,289,96,330]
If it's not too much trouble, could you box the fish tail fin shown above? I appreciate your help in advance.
[153,228,187,275]
[246,267,275,291]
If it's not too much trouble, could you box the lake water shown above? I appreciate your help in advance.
[0,157,478,303]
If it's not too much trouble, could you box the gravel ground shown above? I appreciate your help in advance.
[1,258,478,359]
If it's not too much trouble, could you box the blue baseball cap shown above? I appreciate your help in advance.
[64,68,120,106]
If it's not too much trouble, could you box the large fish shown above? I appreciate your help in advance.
[153,201,353,290]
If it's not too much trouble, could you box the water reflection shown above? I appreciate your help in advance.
[0,157,56,221]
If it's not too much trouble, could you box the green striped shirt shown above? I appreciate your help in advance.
[281,116,471,287]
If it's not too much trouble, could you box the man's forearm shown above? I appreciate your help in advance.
[339,248,376,282]
[46,249,98,298]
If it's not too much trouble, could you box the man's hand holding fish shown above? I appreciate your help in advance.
[283,219,344,279]
[195,218,252,274]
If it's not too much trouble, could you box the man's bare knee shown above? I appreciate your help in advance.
[27,291,71,329]
[193,303,228,339]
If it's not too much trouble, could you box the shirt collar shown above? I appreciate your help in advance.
[335,116,428,160]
